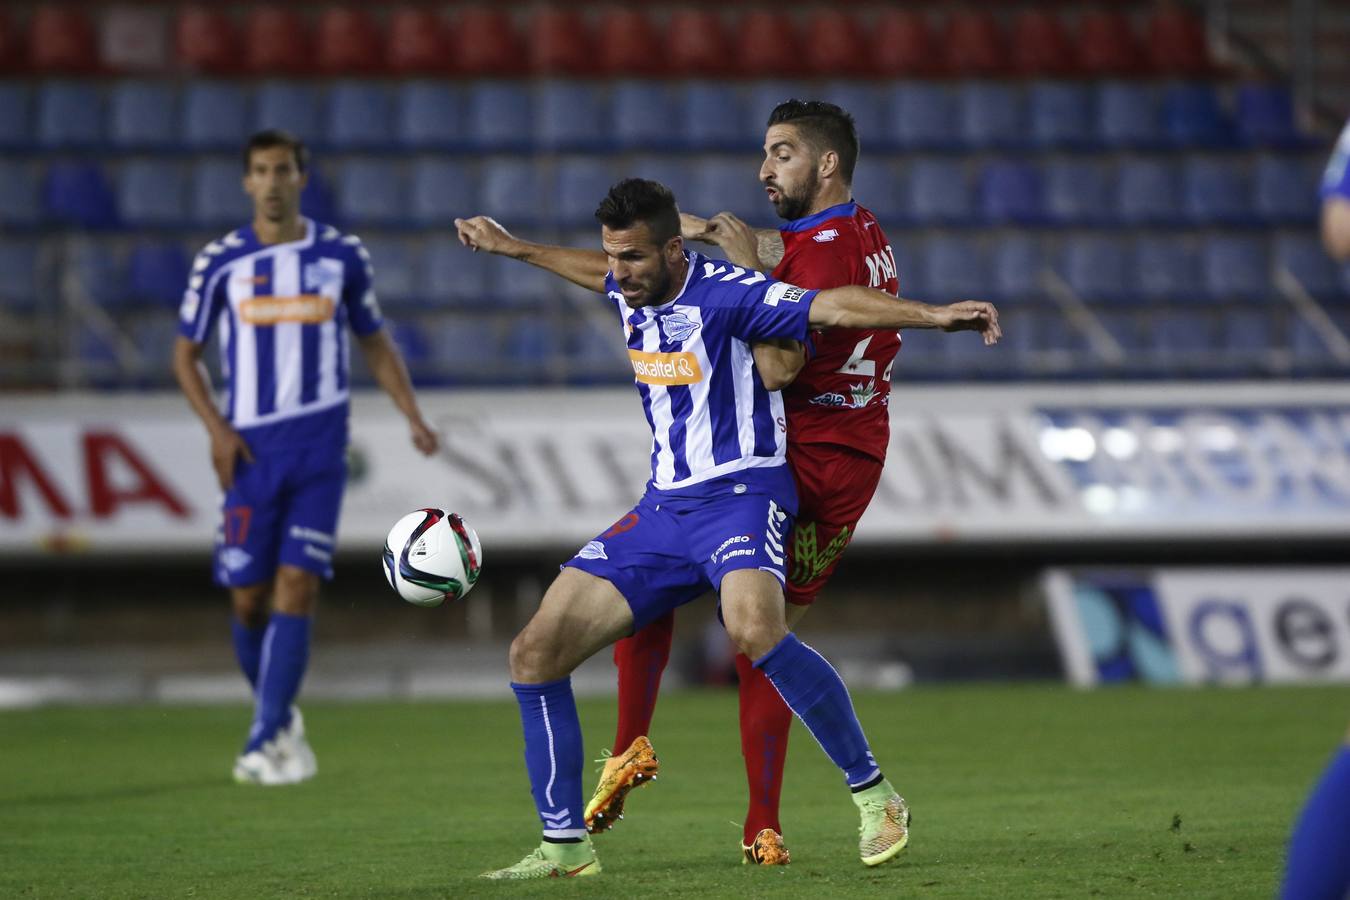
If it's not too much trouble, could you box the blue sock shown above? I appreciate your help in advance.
[755,633,880,788]
[230,619,265,691]
[1281,745,1350,900]
[511,678,586,841]
[244,613,310,753]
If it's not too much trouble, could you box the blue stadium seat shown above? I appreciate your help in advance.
[1162,83,1231,147]
[1274,233,1344,300]
[1235,83,1302,148]
[849,158,903,223]
[1095,82,1159,148]
[821,82,886,149]
[335,160,406,226]
[431,316,503,380]
[988,235,1045,303]
[1149,310,1217,362]
[466,81,533,151]
[978,161,1043,224]
[1116,159,1181,225]
[1202,235,1270,302]
[628,156,695,200]
[1094,310,1147,358]
[301,166,337,225]
[1044,160,1111,225]
[130,317,181,371]
[894,326,946,367]
[360,237,418,307]
[254,82,323,144]
[421,237,488,309]
[886,84,958,151]
[490,255,555,309]
[0,161,43,227]
[182,82,249,150]
[1028,82,1093,148]
[408,159,475,226]
[1182,158,1252,225]
[395,82,463,150]
[689,157,763,220]
[0,242,41,312]
[1222,308,1279,361]
[535,81,608,152]
[76,327,122,381]
[480,159,545,226]
[889,241,923,298]
[119,161,189,227]
[743,81,807,142]
[1060,236,1132,302]
[326,82,393,149]
[1290,318,1336,370]
[554,158,618,227]
[504,318,563,384]
[127,242,188,308]
[959,82,1025,149]
[70,242,128,309]
[109,81,177,149]
[191,158,252,228]
[903,159,972,225]
[922,235,986,301]
[38,82,103,148]
[569,322,628,384]
[0,84,30,150]
[44,162,117,228]
[389,320,434,373]
[1253,155,1319,224]
[680,81,743,151]
[611,81,678,151]
[1135,236,1202,301]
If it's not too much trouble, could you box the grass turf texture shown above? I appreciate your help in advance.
[2,684,1340,898]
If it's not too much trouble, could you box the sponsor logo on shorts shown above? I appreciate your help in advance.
[219,547,253,572]
[239,294,335,325]
[577,540,607,560]
[628,350,703,386]
[810,392,849,408]
[710,533,754,564]
[763,283,809,307]
[808,380,879,410]
[812,228,839,243]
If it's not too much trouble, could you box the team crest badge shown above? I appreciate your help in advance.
[660,312,700,344]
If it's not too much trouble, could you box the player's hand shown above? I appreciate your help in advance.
[208,426,254,491]
[454,215,518,257]
[936,301,1002,345]
[704,212,762,269]
[409,416,439,456]
[680,212,713,242]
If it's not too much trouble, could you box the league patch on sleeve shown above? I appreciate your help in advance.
[763,283,809,307]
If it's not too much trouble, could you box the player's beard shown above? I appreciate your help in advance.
[771,168,820,222]
[624,266,673,308]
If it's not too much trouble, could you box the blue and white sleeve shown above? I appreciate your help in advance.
[1321,120,1350,201]
[178,250,227,344]
[342,236,384,336]
[717,273,818,343]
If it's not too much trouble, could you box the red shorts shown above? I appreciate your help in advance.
[783,442,884,607]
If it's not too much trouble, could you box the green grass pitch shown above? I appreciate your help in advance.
[2,684,1342,898]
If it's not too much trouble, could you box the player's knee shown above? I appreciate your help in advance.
[725,617,787,664]
[509,626,562,683]
[230,585,270,627]
[272,566,319,616]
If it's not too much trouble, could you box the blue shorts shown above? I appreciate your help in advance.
[214,444,346,587]
[564,482,794,632]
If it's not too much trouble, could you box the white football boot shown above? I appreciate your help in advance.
[277,706,318,783]
[232,739,292,785]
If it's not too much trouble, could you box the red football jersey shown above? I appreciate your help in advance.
[772,201,901,463]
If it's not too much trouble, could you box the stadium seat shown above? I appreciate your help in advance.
[988,235,1045,303]
[1275,233,1344,300]
[527,8,595,76]
[849,158,903,223]
[1060,236,1132,302]
[490,252,555,310]
[466,81,532,151]
[481,159,545,227]
[887,84,958,150]
[44,162,117,228]
[1095,82,1160,148]
[568,322,628,384]
[326,82,393,150]
[1222,307,1280,363]
[1235,83,1303,148]
[242,7,312,75]
[0,242,40,312]
[450,8,525,77]
[386,7,451,75]
[689,157,764,221]
[628,156,695,200]
[254,81,322,143]
[978,161,1043,224]
[1116,159,1181,225]
[119,161,188,228]
[182,82,249,149]
[804,10,872,77]
[1162,83,1231,147]
[389,319,433,372]
[1182,158,1252,225]
[1075,10,1142,76]
[0,84,30,149]
[176,7,241,74]
[1202,235,1270,302]
[300,167,336,224]
[109,81,176,149]
[335,160,406,227]
[395,82,462,150]
[408,159,475,226]
[191,158,251,227]
[611,81,678,151]
[680,82,743,151]
[535,81,608,152]
[903,159,972,225]
[894,326,945,367]
[888,241,924,298]
[127,242,188,308]
[1134,235,1202,301]
[1009,10,1075,77]
[0,161,42,227]
[597,10,665,76]
[504,318,563,384]
[745,80,807,138]
[959,82,1024,149]
[667,10,733,77]
[820,82,885,148]
[69,241,128,309]
[37,82,102,148]
[421,237,488,309]
[1093,310,1147,358]
[0,11,15,76]
[1145,7,1211,76]
[871,9,939,76]
[942,10,1008,76]
[1028,82,1094,148]
[737,9,802,78]
[431,316,504,380]
[554,158,618,227]
[360,237,418,307]
[1149,310,1218,363]
[316,8,383,75]
[1253,155,1319,224]
[1290,318,1337,370]
[923,235,986,301]
[1044,160,1111,225]
[29,6,97,73]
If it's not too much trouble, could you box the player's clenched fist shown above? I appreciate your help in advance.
[454,216,519,257]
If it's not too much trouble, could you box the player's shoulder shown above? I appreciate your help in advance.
[685,251,774,302]
[189,227,257,280]
[312,221,371,263]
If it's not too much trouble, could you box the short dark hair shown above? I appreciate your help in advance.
[243,129,309,174]
[767,99,859,184]
[595,178,681,244]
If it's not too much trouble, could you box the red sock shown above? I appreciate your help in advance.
[611,610,675,750]
[735,651,794,845]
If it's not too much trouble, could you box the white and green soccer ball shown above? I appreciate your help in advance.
[382,508,482,607]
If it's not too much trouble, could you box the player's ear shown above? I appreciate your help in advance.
[819,149,840,180]
[664,235,683,263]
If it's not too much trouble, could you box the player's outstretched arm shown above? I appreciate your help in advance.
[356,330,438,455]
[455,215,609,293]
[681,212,784,271]
[810,286,1002,345]
[171,335,254,490]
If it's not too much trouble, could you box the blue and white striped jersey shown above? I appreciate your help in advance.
[1323,119,1350,201]
[178,218,382,452]
[606,251,818,494]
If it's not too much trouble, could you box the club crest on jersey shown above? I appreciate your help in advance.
[812,229,839,243]
[577,540,607,560]
[660,312,700,344]
[303,258,344,295]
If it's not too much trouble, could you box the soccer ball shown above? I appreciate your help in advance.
[382,509,483,607]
